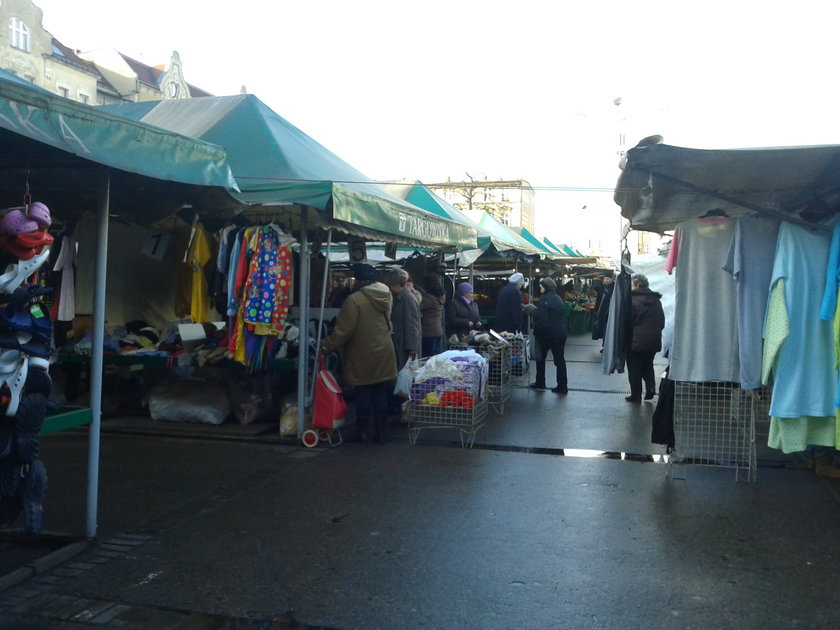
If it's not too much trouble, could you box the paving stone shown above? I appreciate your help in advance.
[50,567,84,577]
[35,594,78,616]
[90,603,132,625]
[64,561,98,571]
[47,597,97,621]
[99,543,133,552]
[0,566,33,592]
[70,599,117,622]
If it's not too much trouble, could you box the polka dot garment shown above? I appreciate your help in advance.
[242,226,292,333]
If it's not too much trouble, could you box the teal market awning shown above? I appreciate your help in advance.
[460,209,541,255]
[512,226,557,256]
[100,96,476,249]
[542,237,566,255]
[0,69,237,219]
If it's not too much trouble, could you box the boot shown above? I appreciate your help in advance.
[355,417,371,444]
[373,416,387,444]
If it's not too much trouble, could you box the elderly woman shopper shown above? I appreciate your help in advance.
[495,272,525,333]
[446,281,482,338]
[417,273,446,357]
[321,264,397,443]
[625,273,665,403]
[384,268,422,368]
[529,277,568,393]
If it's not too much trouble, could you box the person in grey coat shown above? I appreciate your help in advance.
[384,268,422,369]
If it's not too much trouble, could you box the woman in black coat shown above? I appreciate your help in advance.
[446,282,482,338]
[625,273,665,402]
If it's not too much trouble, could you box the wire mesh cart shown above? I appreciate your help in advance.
[406,354,488,448]
[668,382,769,482]
[482,343,512,414]
[509,334,530,388]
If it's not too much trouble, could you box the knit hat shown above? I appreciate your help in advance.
[509,272,524,284]
[457,282,473,295]
[540,277,556,290]
[352,263,378,282]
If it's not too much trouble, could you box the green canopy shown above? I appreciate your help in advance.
[100,96,476,249]
[0,69,237,218]
[542,237,566,255]
[512,227,557,256]
[460,209,541,255]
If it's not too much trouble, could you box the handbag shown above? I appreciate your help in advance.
[312,357,347,430]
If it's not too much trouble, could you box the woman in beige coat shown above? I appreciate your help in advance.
[321,264,397,443]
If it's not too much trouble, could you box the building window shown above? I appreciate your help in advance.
[79,93,89,104]
[57,86,69,98]
[9,18,31,52]
[168,81,179,98]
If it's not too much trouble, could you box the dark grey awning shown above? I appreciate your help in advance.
[614,141,840,233]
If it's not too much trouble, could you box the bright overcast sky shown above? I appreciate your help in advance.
[32,0,840,248]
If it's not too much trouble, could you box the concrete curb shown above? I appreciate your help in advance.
[0,539,88,593]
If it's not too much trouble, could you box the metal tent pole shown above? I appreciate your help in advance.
[86,170,109,539]
[296,208,310,438]
[310,230,332,405]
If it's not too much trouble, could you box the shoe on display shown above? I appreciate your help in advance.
[0,210,37,236]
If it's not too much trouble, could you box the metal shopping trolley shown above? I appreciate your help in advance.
[482,343,512,414]
[406,355,488,448]
[508,334,530,388]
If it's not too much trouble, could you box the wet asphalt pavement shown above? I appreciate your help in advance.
[1,336,839,629]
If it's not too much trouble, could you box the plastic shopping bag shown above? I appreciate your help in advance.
[312,358,347,430]
[393,359,419,398]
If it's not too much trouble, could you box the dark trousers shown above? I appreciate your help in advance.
[534,337,567,390]
[422,336,443,357]
[355,382,390,419]
[626,350,656,400]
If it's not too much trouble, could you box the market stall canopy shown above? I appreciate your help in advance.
[0,69,238,221]
[512,227,558,256]
[614,140,840,233]
[100,96,476,249]
[460,209,541,255]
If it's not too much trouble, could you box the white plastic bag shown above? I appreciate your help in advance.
[393,359,419,398]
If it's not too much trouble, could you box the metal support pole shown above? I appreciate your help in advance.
[310,230,332,405]
[296,208,310,438]
[86,169,109,539]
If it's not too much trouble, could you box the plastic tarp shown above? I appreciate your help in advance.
[614,141,840,233]
[0,69,237,217]
[100,96,477,249]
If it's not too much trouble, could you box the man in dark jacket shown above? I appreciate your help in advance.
[625,273,665,402]
[529,277,568,393]
[494,272,525,333]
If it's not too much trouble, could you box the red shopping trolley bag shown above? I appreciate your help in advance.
[312,358,347,430]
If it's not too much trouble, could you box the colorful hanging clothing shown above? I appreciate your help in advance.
[762,223,836,453]
[188,223,212,323]
[242,225,293,334]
